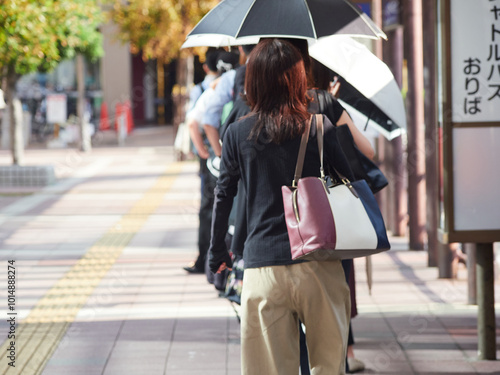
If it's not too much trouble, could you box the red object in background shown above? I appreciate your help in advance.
[124,100,134,134]
[114,102,134,134]
[99,102,111,131]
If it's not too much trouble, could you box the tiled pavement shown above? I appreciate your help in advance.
[0,126,498,375]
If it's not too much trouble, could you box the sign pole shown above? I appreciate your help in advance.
[464,243,477,305]
[476,242,496,360]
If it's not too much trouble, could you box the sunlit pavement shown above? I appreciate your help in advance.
[0,126,498,375]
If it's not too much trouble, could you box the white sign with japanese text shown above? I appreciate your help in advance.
[451,0,500,122]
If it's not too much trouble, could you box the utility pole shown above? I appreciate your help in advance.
[422,0,438,265]
[388,26,407,237]
[371,0,390,232]
[372,0,383,58]
[404,0,426,250]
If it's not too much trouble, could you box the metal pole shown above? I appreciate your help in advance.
[464,243,477,305]
[423,0,439,267]
[438,242,453,278]
[372,0,383,58]
[476,243,496,360]
[405,0,426,250]
[387,26,407,237]
[372,0,388,223]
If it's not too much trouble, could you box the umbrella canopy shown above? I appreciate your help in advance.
[181,34,259,49]
[188,0,386,41]
[339,99,405,141]
[309,36,406,140]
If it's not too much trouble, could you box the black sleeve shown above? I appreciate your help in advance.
[208,127,240,271]
[321,90,344,125]
[308,89,345,125]
[229,181,247,257]
[220,97,250,141]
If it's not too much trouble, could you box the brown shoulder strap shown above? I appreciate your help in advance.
[292,115,313,186]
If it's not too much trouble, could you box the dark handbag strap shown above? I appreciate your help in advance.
[293,114,324,186]
[317,114,354,184]
[293,113,352,186]
[293,116,312,186]
[316,114,327,181]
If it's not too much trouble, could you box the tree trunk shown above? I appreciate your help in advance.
[5,73,24,165]
[77,54,91,152]
[384,26,407,237]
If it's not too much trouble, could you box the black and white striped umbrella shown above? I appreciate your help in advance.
[188,0,386,42]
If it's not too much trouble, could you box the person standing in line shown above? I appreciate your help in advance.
[310,58,374,373]
[197,44,256,281]
[201,44,256,158]
[183,50,240,274]
[187,48,221,113]
[218,40,374,374]
[208,38,353,375]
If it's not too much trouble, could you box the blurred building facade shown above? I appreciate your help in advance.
[16,20,182,133]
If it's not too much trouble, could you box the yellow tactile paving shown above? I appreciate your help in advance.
[0,162,184,375]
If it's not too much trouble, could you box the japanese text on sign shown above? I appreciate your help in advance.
[451,0,500,122]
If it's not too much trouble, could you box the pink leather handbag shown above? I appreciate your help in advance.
[282,115,390,260]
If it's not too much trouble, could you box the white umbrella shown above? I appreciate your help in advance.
[309,36,406,140]
[339,99,405,141]
[181,34,259,49]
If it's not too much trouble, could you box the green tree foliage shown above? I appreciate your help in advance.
[107,0,218,63]
[0,0,104,78]
[0,0,104,164]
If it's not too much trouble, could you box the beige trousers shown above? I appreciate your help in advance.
[241,260,350,375]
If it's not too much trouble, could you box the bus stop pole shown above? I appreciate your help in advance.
[476,242,496,360]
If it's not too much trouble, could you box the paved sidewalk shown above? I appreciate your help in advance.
[0,126,498,375]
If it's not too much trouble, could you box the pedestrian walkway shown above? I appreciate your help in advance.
[0,126,498,375]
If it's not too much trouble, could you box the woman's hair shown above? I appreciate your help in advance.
[282,38,313,87]
[244,38,310,144]
[311,59,335,91]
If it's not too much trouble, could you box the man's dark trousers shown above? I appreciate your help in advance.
[195,158,217,271]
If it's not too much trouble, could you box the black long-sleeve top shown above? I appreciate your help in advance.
[209,114,354,269]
